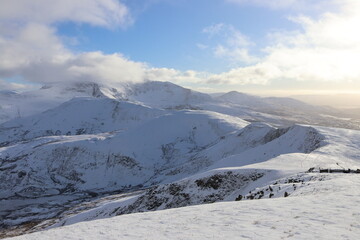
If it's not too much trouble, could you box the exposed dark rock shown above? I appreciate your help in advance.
[195,175,224,190]
[113,171,264,216]
[263,127,290,144]
[307,167,315,172]
[235,195,243,201]
[17,171,26,178]
[75,128,86,135]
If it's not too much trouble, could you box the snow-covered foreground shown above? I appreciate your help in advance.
[7,173,360,240]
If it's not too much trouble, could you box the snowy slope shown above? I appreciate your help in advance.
[0,97,164,146]
[3,121,359,235]
[0,110,247,199]
[0,81,210,123]
[0,82,125,123]
[2,105,360,231]
[126,81,213,109]
[6,173,360,240]
[213,91,359,129]
[217,91,320,113]
[31,124,359,230]
[124,84,357,129]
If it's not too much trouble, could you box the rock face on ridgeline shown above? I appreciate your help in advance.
[49,170,265,228]
[115,171,264,213]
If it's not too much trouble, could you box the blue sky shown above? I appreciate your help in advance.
[58,0,297,72]
[1,0,360,95]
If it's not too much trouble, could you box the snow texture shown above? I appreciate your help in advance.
[7,174,360,240]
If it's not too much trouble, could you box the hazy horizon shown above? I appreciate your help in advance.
[4,79,360,110]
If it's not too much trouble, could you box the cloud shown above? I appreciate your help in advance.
[0,0,131,28]
[0,79,28,91]
[201,24,258,65]
[1,0,359,93]
[0,1,141,89]
[145,68,208,85]
[0,0,132,77]
[67,52,146,84]
[0,23,71,77]
[16,52,146,86]
[214,45,257,65]
[202,23,225,36]
[207,63,279,85]
[204,0,360,87]
[0,9,200,89]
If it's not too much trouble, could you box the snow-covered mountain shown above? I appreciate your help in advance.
[1,80,357,129]
[0,82,124,123]
[212,90,358,129]
[0,97,164,146]
[217,91,322,116]
[1,80,360,239]
[0,81,211,123]
[0,110,247,199]
[126,81,213,109]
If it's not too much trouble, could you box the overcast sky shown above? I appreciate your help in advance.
[1,0,360,96]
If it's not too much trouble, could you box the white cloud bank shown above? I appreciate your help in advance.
[206,0,360,87]
[0,0,205,89]
[20,52,147,85]
[0,79,28,91]
[0,0,131,28]
[0,23,70,77]
[0,0,139,89]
